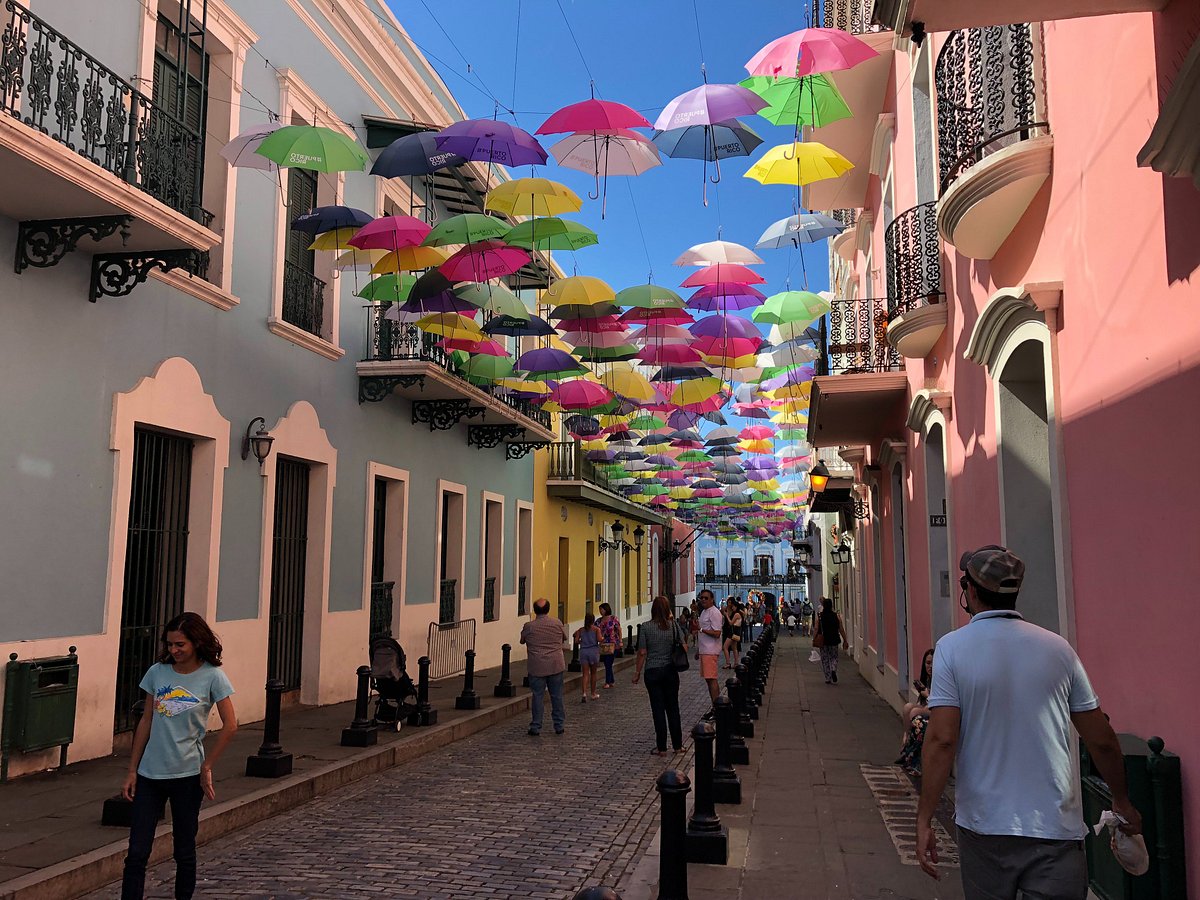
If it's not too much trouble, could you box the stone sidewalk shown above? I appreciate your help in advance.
[625,636,966,900]
[0,651,630,900]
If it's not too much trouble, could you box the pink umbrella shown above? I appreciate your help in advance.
[549,130,661,216]
[686,284,767,312]
[348,215,430,250]
[555,317,626,333]
[740,425,775,439]
[630,323,693,344]
[559,330,632,348]
[439,240,530,282]
[538,99,652,134]
[437,338,509,356]
[695,336,761,358]
[637,344,704,366]
[681,264,766,288]
[745,28,879,79]
[555,380,615,409]
[619,307,695,326]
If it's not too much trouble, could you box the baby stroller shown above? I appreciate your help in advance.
[368,635,416,726]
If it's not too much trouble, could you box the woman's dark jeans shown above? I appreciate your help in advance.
[601,652,616,685]
[643,666,683,751]
[122,773,203,900]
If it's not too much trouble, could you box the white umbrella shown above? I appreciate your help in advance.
[673,239,764,267]
[219,121,283,171]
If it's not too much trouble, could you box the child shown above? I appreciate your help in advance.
[786,613,797,636]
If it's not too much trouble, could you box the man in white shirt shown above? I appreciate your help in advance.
[696,589,724,703]
[916,545,1142,899]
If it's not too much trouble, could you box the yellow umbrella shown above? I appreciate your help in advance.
[485,177,582,217]
[744,141,853,187]
[606,367,656,402]
[544,275,615,306]
[416,313,483,338]
[497,377,551,395]
[702,353,758,368]
[767,383,812,400]
[371,245,448,274]
[669,377,723,406]
[309,227,360,251]
[738,439,774,454]
[669,487,695,500]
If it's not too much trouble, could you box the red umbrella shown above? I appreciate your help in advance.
[556,380,615,409]
[439,239,529,282]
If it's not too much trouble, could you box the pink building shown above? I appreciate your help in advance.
[805,0,1199,884]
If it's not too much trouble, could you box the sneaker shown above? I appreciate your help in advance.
[554,728,565,735]
[831,671,838,684]
[528,728,540,736]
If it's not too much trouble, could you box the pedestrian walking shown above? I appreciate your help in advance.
[723,602,744,669]
[120,612,237,900]
[814,598,848,684]
[520,598,568,736]
[786,612,797,636]
[574,613,602,702]
[632,595,688,755]
[916,545,1143,898]
[696,589,723,704]
[597,602,621,690]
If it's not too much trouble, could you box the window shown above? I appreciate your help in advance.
[482,496,502,622]
[730,557,743,578]
[704,557,715,578]
[437,483,465,624]
[283,168,324,337]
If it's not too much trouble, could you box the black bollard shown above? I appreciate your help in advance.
[246,679,294,777]
[572,888,622,900]
[626,624,635,654]
[455,649,482,710]
[737,661,760,720]
[711,695,742,804]
[407,656,438,726]
[494,643,517,697]
[725,677,751,764]
[341,666,379,747]
[655,770,691,900]
[568,639,582,673]
[685,721,728,865]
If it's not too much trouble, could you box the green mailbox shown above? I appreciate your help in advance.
[1081,733,1188,900]
[1,647,79,782]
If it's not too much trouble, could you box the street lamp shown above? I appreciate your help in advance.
[831,542,852,565]
[792,540,812,564]
[598,520,633,555]
[809,461,830,493]
[632,525,645,552]
[241,417,274,467]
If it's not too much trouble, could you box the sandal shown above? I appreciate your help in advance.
[591,693,601,699]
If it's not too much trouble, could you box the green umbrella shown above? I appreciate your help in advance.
[676,450,712,462]
[422,214,509,247]
[462,355,515,382]
[572,344,640,362]
[255,125,369,172]
[615,284,685,309]
[739,75,852,128]
[453,283,529,319]
[356,274,416,303]
[751,291,832,326]
[629,414,667,430]
[506,218,599,251]
[777,427,807,441]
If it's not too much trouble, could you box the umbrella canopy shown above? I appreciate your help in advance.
[485,177,582,217]
[291,206,373,234]
[461,355,515,381]
[549,131,662,176]
[654,84,768,130]
[370,245,449,274]
[370,131,465,177]
[674,240,764,267]
[516,347,582,373]
[556,380,615,409]
[560,330,632,348]
[756,213,845,249]
[348,215,431,250]
[440,240,530,281]
[680,263,766,288]
[739,74,852,128]
[454,283,529,319]
[652,119,764,162]
[544,276,615,307]
[689,315,761,341]
[422,214,510,246]
[220,121,283,171]
[744,141,854,187]
[434,119,547,167]
[416,313,483,338]
[745,27,879,78]
[615,284,685,309]
[356,274,416,303]
[686,283,767,311]
[751,291,832,325]
[538,99,652,134]
[255,125,368,172]
[505,218,598,251]
[308,228,359,251]
[484,314,555,336]
[334,248,388,270]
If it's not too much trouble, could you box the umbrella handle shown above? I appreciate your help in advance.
[710,154,722,185]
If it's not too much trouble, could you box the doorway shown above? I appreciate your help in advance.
[557,537,570,623]
[890,462,910,687]
[269,457,310,691]
[438,489,464,624]
[998,340,1061,633]
[925,424,953,641]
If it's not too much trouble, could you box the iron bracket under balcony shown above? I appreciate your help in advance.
[89,249,209,302]
[14,215,132,274]
[412,399,485,431]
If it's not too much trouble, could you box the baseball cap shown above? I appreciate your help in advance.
[959,545,1025,594]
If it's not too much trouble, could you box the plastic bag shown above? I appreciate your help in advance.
[808,649,821,663]
[1093,811,1149,876]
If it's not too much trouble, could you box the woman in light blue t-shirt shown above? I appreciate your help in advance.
[120,612,237,900]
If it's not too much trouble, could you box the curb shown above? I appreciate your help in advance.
[0,661,632,900]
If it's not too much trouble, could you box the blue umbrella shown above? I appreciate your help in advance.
[756,213,845,250]
[483,314,556,337]
[651,119,764,162]
[291,205,373,234]
[370,132,466,177]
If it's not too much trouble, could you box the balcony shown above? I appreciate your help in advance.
[870,0,1167,38]
[544,441,669,526]
[808,297,908,449]
[0,0,217,298]
[884,202,947,358]
[829,208,859,261]
[802,1,895,212]
[697,574,808,588]
[282,261,326,338]
[935,24,1053,259]
[357,306,556,453]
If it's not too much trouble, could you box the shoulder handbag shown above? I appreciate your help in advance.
[812,618,825,648]
[670,622,690,672]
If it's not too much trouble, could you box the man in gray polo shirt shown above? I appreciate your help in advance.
[916,545,1142,899]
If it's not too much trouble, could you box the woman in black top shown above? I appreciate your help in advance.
[632,595,688,755]
[817,598,849,684]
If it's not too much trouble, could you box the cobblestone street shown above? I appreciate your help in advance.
[88,670,714,900]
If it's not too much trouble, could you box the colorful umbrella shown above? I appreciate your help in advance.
[454,283,529,319]
[686,283,766,311]
[744,141,853,188]
[348,215,431,250]
[422,214,510,247]
[556,380,616,409]
[548,130,661,215]
[255,125,368,172]
[654,84,768,131]
[370,132,465,177]
[544,276,615,307]
[308,228,359,251]
[615,284,685,308]
[220,121,283,171]
[356,274,416,303]
[291,206,372,234]
[538,99,652,134]
[505,218,599,251]
[751,291,832,325]
[756,213,845,249]
[674,240,764,267]
[739,74,852,128]
[416,313,483,338]
[680,264,766,288]
[485,177,582,217]
[434,119,548,167]
[484,314,555,337]
[745,28,879,78]
[439,239,530,281]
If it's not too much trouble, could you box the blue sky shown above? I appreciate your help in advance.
[389,0,832,300]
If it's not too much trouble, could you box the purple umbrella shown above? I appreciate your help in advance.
[686,283,767,312]
[515,347,580,373]
[690,315,761,341]
[435,119,548,168]
[399,294,477,315]
[667,410,702,429]
[762,365,816,390]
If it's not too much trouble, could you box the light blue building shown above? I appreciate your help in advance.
[693,534,810,606]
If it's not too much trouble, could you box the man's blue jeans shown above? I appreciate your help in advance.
[528,672,565,733]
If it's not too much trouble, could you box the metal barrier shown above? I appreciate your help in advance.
[427,618,476,680]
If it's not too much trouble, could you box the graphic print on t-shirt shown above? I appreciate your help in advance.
[155,685,202,717]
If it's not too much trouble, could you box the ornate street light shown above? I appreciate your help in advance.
[241,417,274,467]
[830,542,852,565]
[599,520,633,555]
[809,461,830,493]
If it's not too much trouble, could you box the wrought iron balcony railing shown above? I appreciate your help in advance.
[811,0,888,34]
[362,305,552,429]
[483,576,497,622]
[884,202,943,317]
[936,23,1049,194]
[0,0,205,220]
[283,261,326,337]
[697,574,808,587]
[830,208,858,228]
[817,297,901,375]
[546,440,664,513]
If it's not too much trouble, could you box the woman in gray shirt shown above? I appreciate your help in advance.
[633,595,688,755]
